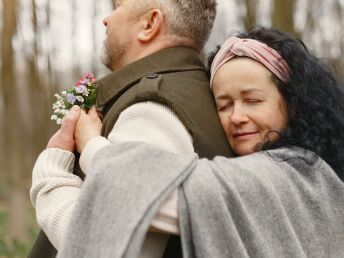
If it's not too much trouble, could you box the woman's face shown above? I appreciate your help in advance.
[213,57,288,156]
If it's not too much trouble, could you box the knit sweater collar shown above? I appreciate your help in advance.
[96,46,205,107]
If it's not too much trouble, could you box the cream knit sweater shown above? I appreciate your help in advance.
[31,101,194,258]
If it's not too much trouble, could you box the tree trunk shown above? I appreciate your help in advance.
[1,0,28,242]
[92,0,98,74]
[335,0,344,79]
[27,0,51,156]
[272,0,298,36]
[243,0,257,31]
[72,0,81,77]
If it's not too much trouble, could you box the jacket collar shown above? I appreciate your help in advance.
[96,46,205,107]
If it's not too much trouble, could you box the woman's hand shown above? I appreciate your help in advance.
[75,106,102,153]
[46,106,81,152]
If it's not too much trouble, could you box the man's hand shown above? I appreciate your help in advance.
[75,106,102,153]
[47,106,81,152]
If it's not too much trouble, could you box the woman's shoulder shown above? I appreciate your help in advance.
[214,146,312,163]
[258,146,319,164]
[213,146,316,164]
[209,146,327,180]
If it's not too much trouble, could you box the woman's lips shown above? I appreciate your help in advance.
[232,132,258,139]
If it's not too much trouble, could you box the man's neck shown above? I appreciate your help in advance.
[114,36,199,71]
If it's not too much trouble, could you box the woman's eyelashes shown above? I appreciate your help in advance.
[217,101,233,112]
[245,98,263,104]
[217,98,263,112]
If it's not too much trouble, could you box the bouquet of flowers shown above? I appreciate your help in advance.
[51,73,97,124]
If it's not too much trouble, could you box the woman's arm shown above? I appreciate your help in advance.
[79,102,193,235]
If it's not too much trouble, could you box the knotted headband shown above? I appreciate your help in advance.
[210,37,291,87]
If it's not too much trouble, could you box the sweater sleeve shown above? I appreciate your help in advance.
[30,148,82,249]
[80,101,194,234]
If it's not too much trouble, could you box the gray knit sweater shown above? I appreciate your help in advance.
[58,142,344,258]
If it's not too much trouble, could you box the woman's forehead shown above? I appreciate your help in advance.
[213,59,279,96]
[215,58,273,83]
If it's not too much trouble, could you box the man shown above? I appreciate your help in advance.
[29,0,232,257]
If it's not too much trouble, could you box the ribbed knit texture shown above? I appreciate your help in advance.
[31,101,192,257]
[108,101,194,155]
[30,148,81,249]
[79,136,111,175]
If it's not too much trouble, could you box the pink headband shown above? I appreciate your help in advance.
[210,37,291,87]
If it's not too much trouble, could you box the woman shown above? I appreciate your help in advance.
[33,28,344,257]
[208,28,344,180]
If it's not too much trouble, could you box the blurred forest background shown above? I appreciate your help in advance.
[0,0,343,257]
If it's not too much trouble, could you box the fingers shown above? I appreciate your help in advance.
[46,106,82,151]
[96,109,103,119]
[79,109,87,117]
[88,106,99,118]
[61,106,81,137]
[74,106,102,153]
[81,106,101,122]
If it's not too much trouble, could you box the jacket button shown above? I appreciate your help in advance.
[147,72,158,79]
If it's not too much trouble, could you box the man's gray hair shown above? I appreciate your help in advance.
[135,0,217,50]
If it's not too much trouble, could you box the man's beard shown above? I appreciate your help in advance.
[100,37,126,71]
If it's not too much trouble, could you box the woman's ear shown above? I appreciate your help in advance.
[137,9,164,42]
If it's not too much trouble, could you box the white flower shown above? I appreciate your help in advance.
[76,96,84,103]
[51,115,58,120]
[83,90,89,97]
[58,101,65,108]
[56,118,63,125]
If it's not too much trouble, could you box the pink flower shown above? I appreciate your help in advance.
[76,80,82,86]
[84,73,94,79]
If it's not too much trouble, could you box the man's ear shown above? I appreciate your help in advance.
[137,9,164,42]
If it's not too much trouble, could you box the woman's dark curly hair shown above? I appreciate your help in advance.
[209,27,344,180]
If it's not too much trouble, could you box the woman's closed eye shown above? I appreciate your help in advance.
[217,102,233,112]
[245,98,262,104]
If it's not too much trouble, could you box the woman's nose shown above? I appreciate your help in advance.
[228,105,249,125]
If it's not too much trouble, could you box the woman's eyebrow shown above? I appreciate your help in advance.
[241,88,265,95]
[215,88,265,100]
[214,94,229,101]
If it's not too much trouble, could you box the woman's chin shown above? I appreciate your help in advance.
[232,144,259,156]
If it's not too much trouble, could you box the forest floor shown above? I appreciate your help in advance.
[0,201,38,258]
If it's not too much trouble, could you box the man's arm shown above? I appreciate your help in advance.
[30,106,82,249]
[30,149,81,249]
